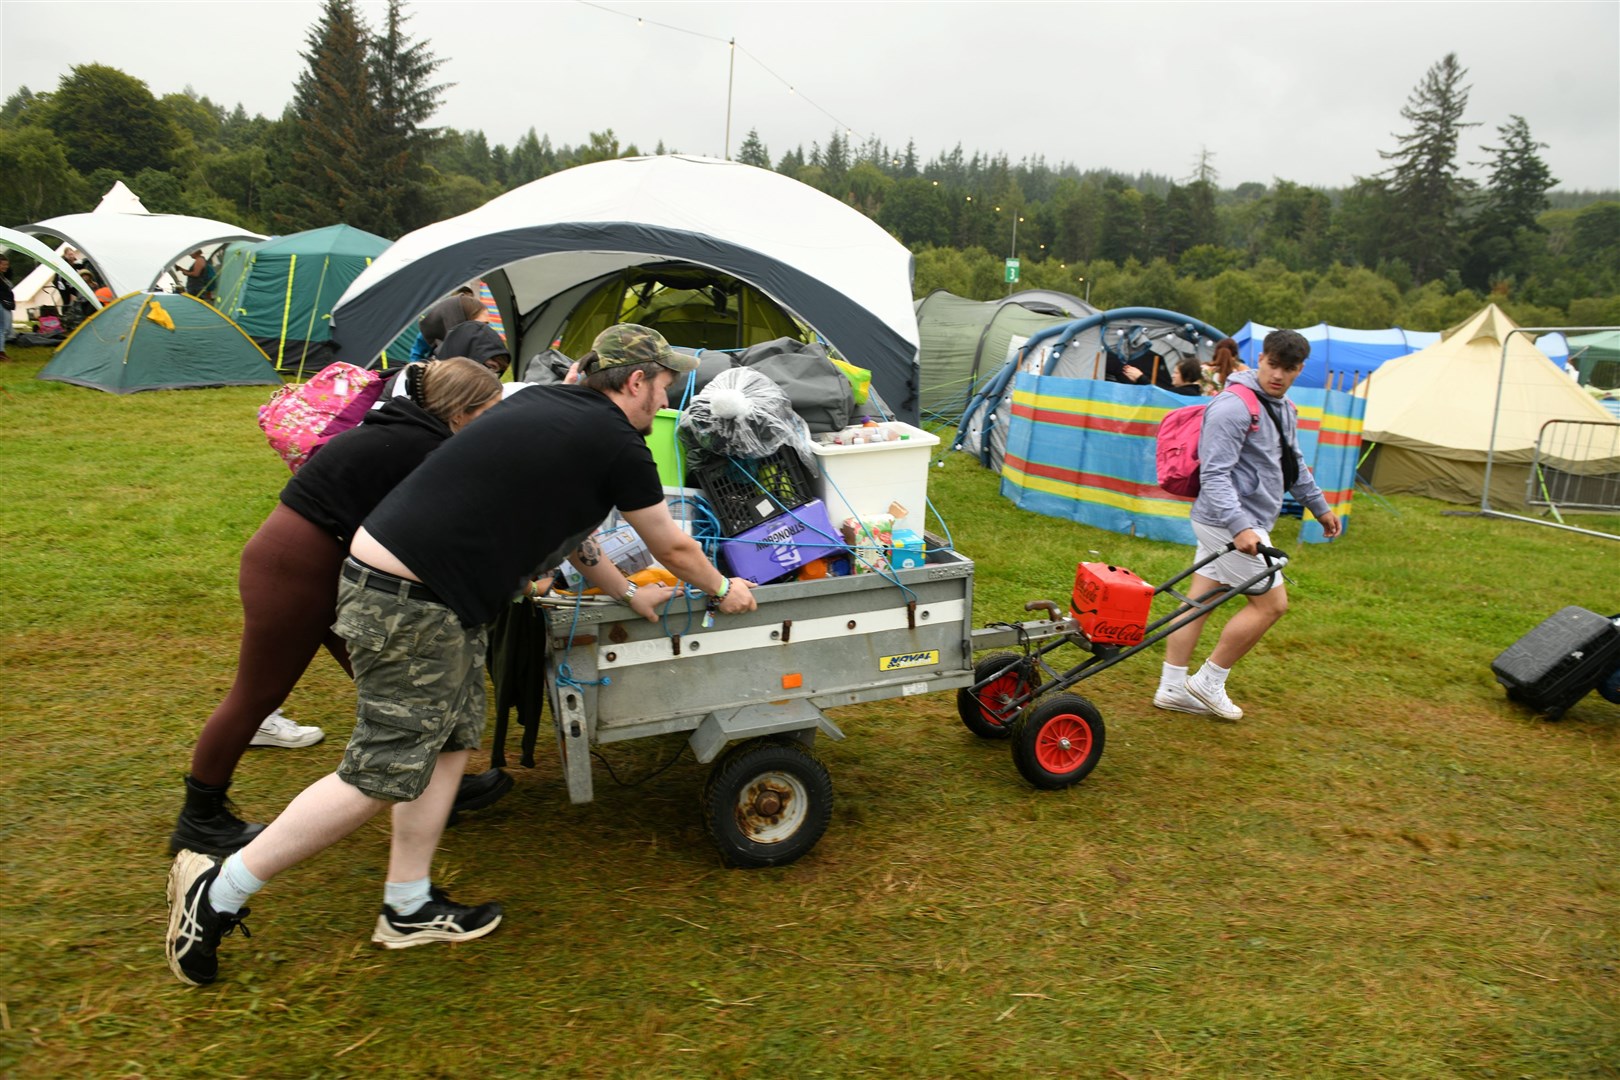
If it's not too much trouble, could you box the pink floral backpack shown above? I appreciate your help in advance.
[257,361,387,472]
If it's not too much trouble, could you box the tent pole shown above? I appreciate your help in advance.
[724,38,735,160]
[279,254,297,376]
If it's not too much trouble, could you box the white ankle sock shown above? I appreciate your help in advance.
[1196,660,1232,688]
[208,853,267,915]
[1159,662,1188,691]
[385,877,432,916]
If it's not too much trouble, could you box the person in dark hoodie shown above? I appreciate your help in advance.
[437,320,510,378]
[170,360,504,857]
[1154,329,1342,721]
[410,291,484,361]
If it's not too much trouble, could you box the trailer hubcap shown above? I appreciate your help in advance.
[735,771,809,845]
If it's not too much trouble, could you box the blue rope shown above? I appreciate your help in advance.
[553,590,611,692]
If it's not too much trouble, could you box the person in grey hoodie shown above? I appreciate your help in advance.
[1155,328,1342,720]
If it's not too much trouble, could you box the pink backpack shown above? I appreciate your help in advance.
[1155,384,1262,497]
[258,361,386,472]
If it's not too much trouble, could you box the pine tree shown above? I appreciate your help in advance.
[1378,53,1477,283]
[1462,115,1558,288]
[283,0,375,231]
[736,128,770,168]
[367,0,446,235]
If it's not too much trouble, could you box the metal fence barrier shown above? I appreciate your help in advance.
[1527,419,1620,516]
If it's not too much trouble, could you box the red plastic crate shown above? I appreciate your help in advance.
[1070,562,1152,646]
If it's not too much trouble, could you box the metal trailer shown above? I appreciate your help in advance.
[536,542,1285,868]
[538,547,979,868]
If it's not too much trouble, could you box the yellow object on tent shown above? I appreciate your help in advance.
[145,301,175,331]
[830,356,872,404]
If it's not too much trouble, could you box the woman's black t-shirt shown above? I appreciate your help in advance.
[361,385,664,628]
[279,398,452,544]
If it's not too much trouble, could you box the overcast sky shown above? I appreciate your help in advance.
[3,0,1617,191]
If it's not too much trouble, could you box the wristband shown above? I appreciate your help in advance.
[714,576,731,600]
[620,581,639,606]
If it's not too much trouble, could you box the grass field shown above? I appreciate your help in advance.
[2,346,1617,1078]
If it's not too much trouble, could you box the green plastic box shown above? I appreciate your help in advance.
[646,409,686,487]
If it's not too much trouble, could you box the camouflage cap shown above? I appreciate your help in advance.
[586,323,699,374]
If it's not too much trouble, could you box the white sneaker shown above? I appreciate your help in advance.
[1185,676,1243,721]
[250,708,326,748]
[1153,684,1210,715]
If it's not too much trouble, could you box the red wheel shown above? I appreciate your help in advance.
[1012,693,1105,790]
[956,653,1031,739]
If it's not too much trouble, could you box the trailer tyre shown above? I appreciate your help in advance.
[1012,694,1106,790]
[957,653,1031,739]
[703,738,833,869]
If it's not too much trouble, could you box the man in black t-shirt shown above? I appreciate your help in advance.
[167,324,758,986]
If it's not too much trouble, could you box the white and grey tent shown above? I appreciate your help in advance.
[329,155,922,421]
[19,211,263,297]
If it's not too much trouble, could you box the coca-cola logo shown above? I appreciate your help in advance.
[1085,617,1144,644]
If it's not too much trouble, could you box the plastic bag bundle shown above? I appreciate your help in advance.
[678,367,815,465]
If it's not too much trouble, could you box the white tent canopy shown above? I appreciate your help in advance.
[329,155,922,420]
[0,226,102,311]
[18,210,263,297]
[11,181,149,314]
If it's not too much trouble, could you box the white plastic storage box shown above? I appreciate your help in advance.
[809,421,940,531]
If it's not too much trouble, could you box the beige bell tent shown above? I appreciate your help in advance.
[1358,304,1620,507]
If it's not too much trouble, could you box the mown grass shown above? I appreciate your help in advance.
[1,346,1617,1078]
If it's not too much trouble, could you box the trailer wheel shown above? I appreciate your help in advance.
[957,653,1031,739]
[702,738,833,869]
[1012,694,1106,790]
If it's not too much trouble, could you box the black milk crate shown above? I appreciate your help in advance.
[694,449,819,537]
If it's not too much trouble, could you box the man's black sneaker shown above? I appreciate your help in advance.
[371,886,502,950]
[166,849,252,986]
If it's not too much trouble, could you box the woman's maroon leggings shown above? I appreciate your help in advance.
[189,504,353,786]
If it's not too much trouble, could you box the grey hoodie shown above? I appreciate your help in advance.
[1191,368,1330,534]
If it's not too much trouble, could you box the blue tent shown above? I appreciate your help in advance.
[1233,321,1571,391]
[954,307,1226,471]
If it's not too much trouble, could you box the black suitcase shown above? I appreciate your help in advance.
[1491,606,1620,719]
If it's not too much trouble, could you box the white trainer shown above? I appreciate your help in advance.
[1185,676,1244,721]
[1153,684,1211,715]
[250,708,326,748]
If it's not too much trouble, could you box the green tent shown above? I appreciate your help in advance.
[213,224,409,377]
[913,289,1096,424]
[1566,330,1620,389]
[37,292,280,394]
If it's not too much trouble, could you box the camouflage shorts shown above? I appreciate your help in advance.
[332,573,489,802]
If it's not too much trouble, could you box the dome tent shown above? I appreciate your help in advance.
[913,288,1099,424]
[9,181,146,316]
[19,210,263,297]
[328,155,921,422]
[37,292,280,394]
[953,308,1365,545]
[1358,304,1619,507]
[212,224,410,377]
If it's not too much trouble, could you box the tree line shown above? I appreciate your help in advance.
[1,0,1615,334]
